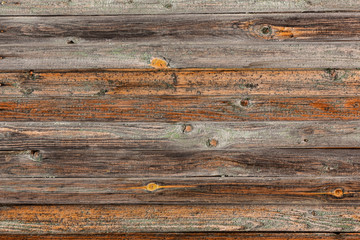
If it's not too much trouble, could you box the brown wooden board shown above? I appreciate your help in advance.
[1,148,358,178]
[0,233,359,239]
[0,205,359,233]
[3,96,360,121]
[0,69,359,97]
[0,177,357,204]
[2,14,360,43]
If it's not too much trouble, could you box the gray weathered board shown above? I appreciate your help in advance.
[0,14,359,69]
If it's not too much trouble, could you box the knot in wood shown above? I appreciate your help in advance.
[146,183,159,192]
[332,188,344,198]
[207,139,218,148]
[182,124,193,133]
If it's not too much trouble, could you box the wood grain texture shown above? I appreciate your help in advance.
[1,14,360,43]
[3,42,360,70]
[0,205,359,233]
[2,122,360,150]
[3,96,360,121]
[0,69,359,97]
[0,0,359,15]
[3,69,360,121]
[2,148,358,178]
[1,233,359,239]
[0,14,360,69]
[0,177,357,204]
[1,5,359,239]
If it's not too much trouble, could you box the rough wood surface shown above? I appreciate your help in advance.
[0,205,359,233]
[2,14,360,43]
[0,0,359,15]
[0,177,357,204]
[0,14,360,69]
[2,148,358,178]
[1,3,360,237]
[1,233,359,239]
[3,42,360,70]
[3,96,360,121]
[1,69,359,97]
[2,69,360,121]
[2,122,360,150]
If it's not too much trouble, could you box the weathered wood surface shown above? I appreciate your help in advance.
[1,233,359,240]
[0,0,359,15]
[2,14,360,43]
[2,148,358,178]
[1,1,360,237]
[0,14,360,69]
[2,69,360,120]
[3,42,360,70]
[0,177,357,204]
[0,205,359,233]
[1,69,359,97]
[4,96,360,121]
[2,122,360,150]
[2,68,360,121]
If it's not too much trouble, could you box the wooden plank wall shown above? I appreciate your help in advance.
[1,0,360,239]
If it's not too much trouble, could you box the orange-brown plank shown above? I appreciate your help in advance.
[0,233,359,239]
[0,69,358,97]
[1,96,360,121]
[0,205,359,233]
[0,177,356,204]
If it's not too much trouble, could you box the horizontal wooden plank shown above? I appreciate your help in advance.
[0,14,360,69]
[2,69,360,121]
[0,205,359,233]
[2,122,360,150]
[0,233,359,240]
[2,148,359,178]
[2,95,360,121]
[0,177,358,204]
[0,69,359,97]
[0,0,359,15]
[2,14,360,44]
[2,42,360,70]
